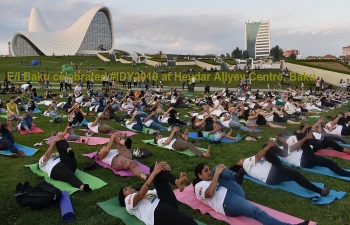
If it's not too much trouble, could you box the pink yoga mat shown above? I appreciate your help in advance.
[19,124,44,134]
[82,152,150,176]
[316,149,350,160]
[45,136,110,146]
[79,129,137,137]
[174,185,317,225]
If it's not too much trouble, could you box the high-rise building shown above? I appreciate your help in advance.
[245,20,270,59]
[342,46,350,56]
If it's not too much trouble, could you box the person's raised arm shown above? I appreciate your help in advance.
[126,113,138,125]
[42,134,61,163]
[97,132,118,159]
[162,126,179,145]
[132,161,168,207]
[255,140,275,162]
[90,114,102,127]
[205,164,225,198]
[289,132,313,152]
[143,111,155,123]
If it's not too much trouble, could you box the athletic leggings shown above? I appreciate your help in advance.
[150,165,197,225]
[111,145,142,177]
[98,124,117,134]
[308,138,344,152]
[264,149,322,194]
[50,140,83,188]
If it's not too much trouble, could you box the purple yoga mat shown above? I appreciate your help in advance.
[82,152,150,176]
[60,191,74,223]
[45,136,110,146]
[79,129,137,137]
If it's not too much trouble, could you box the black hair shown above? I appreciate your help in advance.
[118,188,126,207]
[153,135,158,144]
[192,163,207,191]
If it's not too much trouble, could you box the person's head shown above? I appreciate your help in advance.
[0,122,9,133]
[118,186,136,207]
[288,96,293,102]
[10,96,16,102]
[154,134,163,144]
[192,163,211,187]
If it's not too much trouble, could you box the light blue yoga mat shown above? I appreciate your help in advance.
[281,159,350,182]
[219,123,262,132]
[188,132,238,143]
[0,143,38,156]
[245,175,346,204]
[72,118,89,127]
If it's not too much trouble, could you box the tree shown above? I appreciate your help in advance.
[226,53,230,58]
[232,47,242,58]
[289,52,297,60]
[270,45,284,61]
[220,54,225,57]
[242,50,249,59]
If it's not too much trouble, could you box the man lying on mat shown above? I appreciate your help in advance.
[154,126,210,157]
[96,132,148,180]
[38,129,91,192]
[119,161,198,225]
[87,109,119,134]
[231,139,330,196]
[193,163,310,225]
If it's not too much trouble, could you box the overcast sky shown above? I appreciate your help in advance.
[1,0,350,56]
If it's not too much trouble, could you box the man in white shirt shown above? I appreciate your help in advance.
[284,96,303,119]
[74,82,82,97]
[154,126,210,157]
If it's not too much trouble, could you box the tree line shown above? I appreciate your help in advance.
[220,45,297,61]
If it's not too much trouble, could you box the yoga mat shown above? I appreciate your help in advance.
[79,129,137,137]
[82,152,150,176]
[45,136,110,146]
[239,119,248,124]
[25,163,107,195]
[26,108,41,114]
[244,175,346,204]
[142,139,206,156]
[183,93,194,97]
[174,184,317,225]
[98,197,206,225]
[281,160,350,182]
[315,149,350,161]
[188,132,238,143]
[19,124,44,134]
[60,191,75,223]
[308,115,321,118]
[0,143,38,156]
[43,113,68,118]
[0,114,8,119]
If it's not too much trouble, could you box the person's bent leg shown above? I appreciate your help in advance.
[172,139,207,156]
[98,124,117,134]
[213,167,245,197]
[150,122,168,131]
[55,140,77,172]
[311,155,350,177]
[50,162,84,189]
[111,155,146,179]
[321,133,350,144]
[154,201,197,225]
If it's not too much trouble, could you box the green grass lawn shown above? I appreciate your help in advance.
[0,56,315,90]
[0,88,349,225]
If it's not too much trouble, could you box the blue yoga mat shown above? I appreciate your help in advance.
[26,108,41,114]
[72,118,89,127]
[219,123,262,132]
[188,132,238,143]
[245,175,346,204]
[281,159,350,182]
[60,191,75,222]
[0,143,38,156]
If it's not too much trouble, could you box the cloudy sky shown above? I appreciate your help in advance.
[1,0,350,56]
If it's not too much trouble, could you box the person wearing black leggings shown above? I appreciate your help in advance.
[167,108,186,126]
[118,161,197,225]
[276,132,350,178]
[231,140,330,196]
[38,130,91,192]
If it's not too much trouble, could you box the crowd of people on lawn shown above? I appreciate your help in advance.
[2,74,350,225]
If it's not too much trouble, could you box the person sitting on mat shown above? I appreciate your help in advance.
[275,131,350,178]
[17,112,33,133]
[118,161,198,225]
[68,103,87,126]
[38,129,91,192]
[231,139,330,196]
[154,126,210,157]
[97,132,148,180]
[0,136,26,156]
[192,163,309,225]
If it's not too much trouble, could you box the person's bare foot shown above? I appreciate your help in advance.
[281,126,287,129]
[18,150,26,157]
[175,172,188,192]
[203,145,211,157]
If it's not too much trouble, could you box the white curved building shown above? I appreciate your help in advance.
[10,6,114,56]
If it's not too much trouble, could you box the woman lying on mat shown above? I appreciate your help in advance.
[197,128,240,142]
[118,161,198,225]
[231,140,330,196]
[192,163,309,225]
[97,132,148,180]
[39,130,91,192]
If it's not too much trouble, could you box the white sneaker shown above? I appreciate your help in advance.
[167,126,173,131]
[148,130,160,134]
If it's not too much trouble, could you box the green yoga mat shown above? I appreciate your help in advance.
[25,163,107,195]
[119,124,154,134]
[98,196,206,225]
[142,139,206,157]
[0,114,8,119]
[308,115,321,118]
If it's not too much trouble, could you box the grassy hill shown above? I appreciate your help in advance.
[287,59,350,75]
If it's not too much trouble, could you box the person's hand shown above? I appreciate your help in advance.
[306,132,314,140]
[111,132,119,140]
[152,161,168,175]
[318,117,324,122]
[54,133,63,142]
[173,126,180,132]
[266,139,275,148]
[215,164,226,175]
